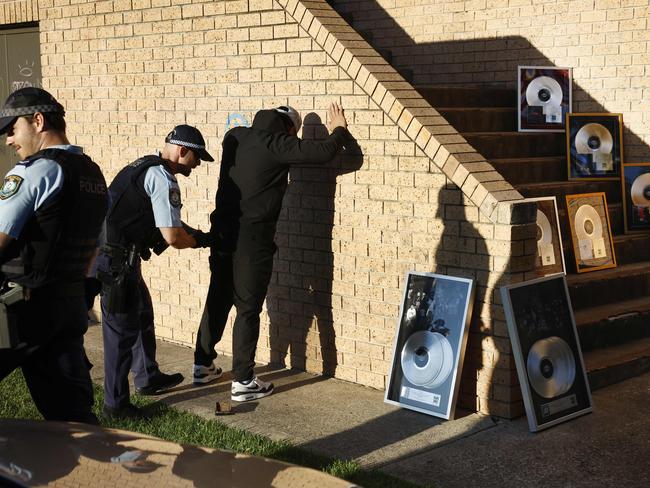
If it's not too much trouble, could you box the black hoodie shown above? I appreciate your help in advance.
[210,109,348,252]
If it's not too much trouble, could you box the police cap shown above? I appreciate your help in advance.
[165,124,214,162]
[0,87,65,135]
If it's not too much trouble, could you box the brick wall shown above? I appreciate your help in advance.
[330,0,650,161]
[0,0,537,417]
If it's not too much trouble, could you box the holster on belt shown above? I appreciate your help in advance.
[97,243,137,314]
[0,284,24,350]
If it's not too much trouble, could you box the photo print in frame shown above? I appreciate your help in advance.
[565,192,616,273]
[385,272,475,420]
[501,274,593,432]
[567,113,623,180]
[518,66,572,132]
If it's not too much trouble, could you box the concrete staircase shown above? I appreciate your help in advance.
[417,85,650,390]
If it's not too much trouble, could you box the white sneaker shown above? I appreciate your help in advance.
[231,376,274,402]
[192,363,222,385]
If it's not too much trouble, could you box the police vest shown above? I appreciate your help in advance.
[2,148,108,290]
[104,155,167,251]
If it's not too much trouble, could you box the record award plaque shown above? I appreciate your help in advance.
[385,272,475,420]
[501,274,593,432]
[621,162,650,233]
[518,66,572,132]
[567,113,623,180]
[523,196,566,276]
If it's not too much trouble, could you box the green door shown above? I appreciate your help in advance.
[0,26,42,177]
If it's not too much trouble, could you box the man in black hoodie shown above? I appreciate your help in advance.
[193,102,348,401]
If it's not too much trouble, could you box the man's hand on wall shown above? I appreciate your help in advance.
[327,101,347,132]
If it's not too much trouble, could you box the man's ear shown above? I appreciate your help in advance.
[179,146,189,158]
[32,112,47,132]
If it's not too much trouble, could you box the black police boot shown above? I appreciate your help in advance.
[135,372,184,396]
[102,403,148,420]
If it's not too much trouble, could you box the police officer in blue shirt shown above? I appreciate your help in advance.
[0,87,108,424]
[97,125,214,419]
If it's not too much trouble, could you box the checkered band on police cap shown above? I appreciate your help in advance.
[0,87,65,135]
[165,124,214,162]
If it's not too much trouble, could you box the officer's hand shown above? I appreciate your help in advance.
[327,102,347,132]
[84,277,102,311]
[192,231,213,249]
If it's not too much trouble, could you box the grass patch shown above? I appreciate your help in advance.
[1,370,425,488]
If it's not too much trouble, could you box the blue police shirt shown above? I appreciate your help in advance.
[143,164,182,228]
[0,145,82,239]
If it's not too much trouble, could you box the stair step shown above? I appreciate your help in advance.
[416,85,515,108]
[516,180,621,204]
[463,132,565,158]
[584,337,650,391]
[574,295,650,350]
[491,156,566,184]
[438,107,517,132]
[568,261,650,309]
[613,233,650,265]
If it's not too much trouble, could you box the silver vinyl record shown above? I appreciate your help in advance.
[574,204,603,240]
[630,173,650,207]
[401,330,454,389]
[525,75,563,107]
[526,336,576,399]
[537,209,553,245]
[575,123,613,155]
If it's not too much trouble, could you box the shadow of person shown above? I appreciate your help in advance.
[266,112,363,386]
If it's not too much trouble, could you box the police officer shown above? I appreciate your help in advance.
[0,87,108,424]
[193,103,348,402]
[98,125,213,419]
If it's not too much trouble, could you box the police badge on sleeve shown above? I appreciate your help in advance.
[0,175,24,200]
[169,187,182,208]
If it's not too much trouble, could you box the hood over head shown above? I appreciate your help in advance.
[251,109,292,134]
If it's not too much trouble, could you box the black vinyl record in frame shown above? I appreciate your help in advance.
[385,272,474,420]
[501,275,593,432]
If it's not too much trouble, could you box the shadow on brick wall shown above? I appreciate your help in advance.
[329,0,650,161]
[267,112,363,381]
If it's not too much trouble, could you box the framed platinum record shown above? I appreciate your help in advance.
[385,272,475,420]
[518,66,572,132]
[501,274,593,432]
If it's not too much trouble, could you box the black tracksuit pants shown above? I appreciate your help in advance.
[194,239,276,382]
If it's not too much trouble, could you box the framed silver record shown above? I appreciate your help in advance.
[565,192,616,273]
[385,272,475,420]
[501,274,593,432]
[621,162,650,233]
[567,113,624,180]
[518,66,572,132]
[522,196,566,276]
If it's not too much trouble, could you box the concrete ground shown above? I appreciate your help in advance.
[84,323,649,488]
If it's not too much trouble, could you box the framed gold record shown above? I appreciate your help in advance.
[621,162,650,233]
[565,192,616,273]
[566,113,623,181]
[522,196,566,276]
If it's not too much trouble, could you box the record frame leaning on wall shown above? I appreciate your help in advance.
[385,272,475,420]
[523,196,566,276]
[501,274,593,432]
[565,192,616,273]
[621,162,650,234]
[566,113,624,180]
[518,66,572,132]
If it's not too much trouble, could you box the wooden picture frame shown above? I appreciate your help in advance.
[621,162,650,234]
[567,113,623,180]
[385,272,475,420]
[501,274,593,432]
[523,197,566,276]
[565,192,616,273]
[518,66,572,132]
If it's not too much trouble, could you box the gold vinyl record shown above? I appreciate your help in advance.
[574,204,603,240]
[526,336,576,399]
[400,331,454,389]
[630,173,650,207]
[575,123,613,155]
[525,75,563,107]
